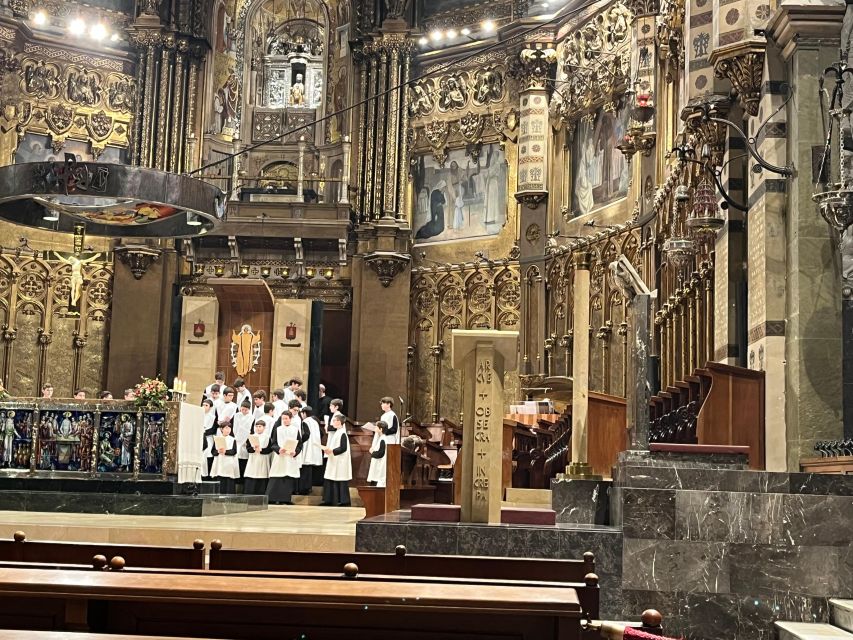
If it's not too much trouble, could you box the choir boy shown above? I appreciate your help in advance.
[266,411,302,504]
[327,398,344,431]
[233,378,252,407]
[295,389,308,407]
[208,384,222,410]
[210,423,239,493]
[366,419,387,486]
[204,372,225,401]
[368,420,389,488]
[321,413,352,506]
[380,396,401,445]
[298,406,323,494]
[202,397,217,478]
[233,400,254,479]
[244,418,273,495]
[217,386,238,428]
[252,391,267,420]
[271,389,287,421]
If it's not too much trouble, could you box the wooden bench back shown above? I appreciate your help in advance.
[0,535,204,570]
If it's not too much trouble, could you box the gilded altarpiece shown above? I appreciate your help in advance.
[0,254,113,398]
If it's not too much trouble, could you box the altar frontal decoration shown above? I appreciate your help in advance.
[0,156,225,237]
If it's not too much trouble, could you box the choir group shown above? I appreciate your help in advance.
[200,373,399,507]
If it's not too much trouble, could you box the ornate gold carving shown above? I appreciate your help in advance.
[713,50,764,117]
[656,0,685,78]
[21,60,61,99]
[66,67,103,107]
[22,43,125,72]
[458,112,483,143]
[408,79,435,117]
[107,77,136,113]
[517,46,557,92]
[46,104,74,134]
[438,74,469,112]
[550,4,632,125]
[424,120,450,166]
[472,67,504,105]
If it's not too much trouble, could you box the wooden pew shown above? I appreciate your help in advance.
[207,542,600,622]
[0,565,584,640]
[0,632,226,640]
[0,532,205,570]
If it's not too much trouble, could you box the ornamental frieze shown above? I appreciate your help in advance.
[408,65,508,118]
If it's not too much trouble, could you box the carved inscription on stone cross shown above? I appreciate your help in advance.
[473,357,493,504]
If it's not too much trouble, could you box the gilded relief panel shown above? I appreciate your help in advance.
[0,254,113,398]
[2,46,134,163]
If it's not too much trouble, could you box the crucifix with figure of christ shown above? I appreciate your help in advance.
[49,223,102,316]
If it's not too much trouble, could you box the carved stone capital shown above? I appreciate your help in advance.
[515,191,548,209]
[115,245,161,280]
[516,46,557,92]
[681,94,731,166]
[711,46,765,117]
[364,251,410,288]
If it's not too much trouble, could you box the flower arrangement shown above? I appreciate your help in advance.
[133,376,169,410]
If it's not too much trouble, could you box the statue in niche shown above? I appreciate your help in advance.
[438,76,467,111]
[216,71,240,133]
[290,73,306,106]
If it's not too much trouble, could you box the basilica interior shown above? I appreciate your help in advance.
[0,0,850,638]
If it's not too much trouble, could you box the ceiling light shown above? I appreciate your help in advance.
[186,212,202,226]
[90,23,107,40]
[461,27,471,36]
[32,10,47,26]
[430,29,442,41]
[446,29,458,38]
[481,19,495,32]
[42,210,59,222]
[110,32,120,42]
[69,18,86,36]
[418,36,428,46]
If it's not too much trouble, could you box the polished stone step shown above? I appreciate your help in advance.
[504,487,551,506]
[831,600,853,634]
[291,486,363,507]
[0,489,267,516]
[776,622,853,640]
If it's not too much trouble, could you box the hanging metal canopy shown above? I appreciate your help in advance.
[0,158,226,237]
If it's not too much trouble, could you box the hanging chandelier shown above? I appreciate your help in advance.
[814,63,853,234]
[0,158,225,237]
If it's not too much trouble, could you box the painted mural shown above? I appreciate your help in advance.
[413,144,507,244]
[571,102,630,217]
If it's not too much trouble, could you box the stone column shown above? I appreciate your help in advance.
[452,329,519,524]
[568,252,597,477]
[515,44,556,382]
[768,4,845,470]
[340,135,351,204]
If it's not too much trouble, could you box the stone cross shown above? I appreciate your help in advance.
[452,329,519,524]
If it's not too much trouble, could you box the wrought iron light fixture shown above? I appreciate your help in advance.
[814,63,853,234]
[0,158,225,237]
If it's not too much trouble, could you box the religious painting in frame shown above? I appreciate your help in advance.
[36,409,95,472]
[139,412,165,475]
[97,411,136,473]
[0,408,34,470]
[413,143,507,244]
[570,101,630,217]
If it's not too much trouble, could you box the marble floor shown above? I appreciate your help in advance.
[0,505,364,551]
